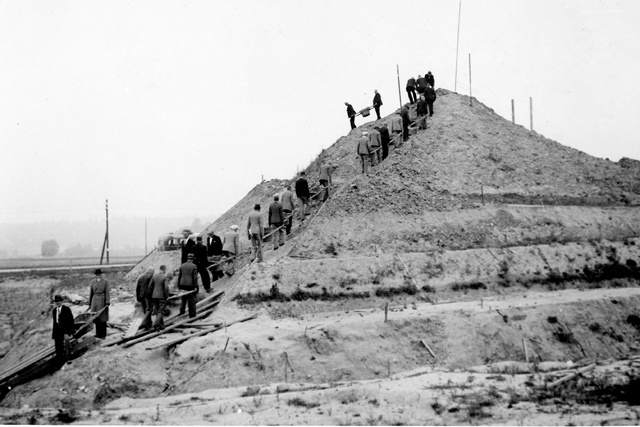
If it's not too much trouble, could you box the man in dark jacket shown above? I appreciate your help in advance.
[180,229,195,263]
[426,71,435,88]
[268,195,286,249]
[206,232,224,282]
[151,265,171,330]
[178,253,199,318]
[416,95,428,129]
[372,90,383,120]
[424,85,437,116]
[52,295,75,364]
[193,236,211,292]
[136,267,154,314]
[406,78,417,104]
[416,75,427,96]
[295,171,310,220]
[345,102,356,130]
[401,105,411,142]
[137,267,155,330]
[378,124,391,160]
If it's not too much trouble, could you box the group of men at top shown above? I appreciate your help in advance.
[140,165,335,319]
[344,71,436,132]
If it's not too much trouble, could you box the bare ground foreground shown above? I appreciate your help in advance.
[1,90,640,425]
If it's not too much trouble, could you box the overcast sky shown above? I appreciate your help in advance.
[2,0,639,225]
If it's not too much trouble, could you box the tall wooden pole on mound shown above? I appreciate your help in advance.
[468,53,472,106]
[100,199,110,265]
[454,0,462,92]
[396,64,402,108]
[511,99,515,124]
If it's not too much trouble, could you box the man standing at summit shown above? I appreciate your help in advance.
[425,84,437,117]
[373,90,383,120]
[345,102,356,130]
[426,71,435,88]
[406,77,417,104]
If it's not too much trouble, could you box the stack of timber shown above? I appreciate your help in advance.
[0,307,107,400]
[103,290,225,348]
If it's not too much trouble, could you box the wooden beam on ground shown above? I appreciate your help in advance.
[122,305,219,348]
[420,339,436,359]
[548,363,596,388]
[124,318,143,338]
[167,289,197,302]
[103,291,224,347]
[145,313,258,351]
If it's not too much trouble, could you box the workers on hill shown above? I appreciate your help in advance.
[368,127,382,166]
[373,90,383,120]
[177,253,198,318]
[193,236,211,293]
[401,104,411,142]
[269,195,286,250]
[180,229,195,263]
[151,265,171,331]
[247,204,264,263]
[281,184,295,235]
[89,268,110,339]
[378,124,390,160]
[357,131,371,174]
[426,71,435,88]
[222,225,240,276]
[390,112,403,140]
[295,172,310,220]
[319,162,334,202]
[416,75,427,97]
[206,231,224,282]
[406,77,417,104]
[52,295,75,364]
[425,84,437,116]
[138,266,155,330]
[417,95,428,129]
[345,102,356,130]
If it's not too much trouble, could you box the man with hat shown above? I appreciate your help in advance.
[52,295,75,364]
[206,231,224,282]
[247,204,264,263]
[193,236,211,292]
[357,131,371,174]
[222,225,240,276]
[136,267,155,326]
[181,228,195,264]
[177,253,199,318]
[89,268,110,339]
[268,194,285,250]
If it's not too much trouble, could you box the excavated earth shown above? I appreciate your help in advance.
[1,90,640,425]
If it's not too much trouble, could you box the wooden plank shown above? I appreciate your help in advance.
[548,363,596,388]
[420,340,436,359]
[122,304,219,348]
[167,289,197,302]
[124,318,143,338]
[146,313,257,351]
[103,292,223,347]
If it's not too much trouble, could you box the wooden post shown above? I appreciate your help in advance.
[522,339,529,363]
[481,185,484,205]
[384,302,389,323]
[223,337,230,352]
[529,97,533,131]
[454,0,462,92]
[468,53,472,106]
[511,99,515,123]
[397,64,402,108]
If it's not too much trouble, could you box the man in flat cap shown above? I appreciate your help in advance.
[52,295,75,364]
[247,204,264,263]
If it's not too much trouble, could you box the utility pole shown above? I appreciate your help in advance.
[100,199,110,265]
[511,99,515,123]
[454,0,462,92]
[396,64,402,108]
[468,53,472,106]
[530,97,533,131]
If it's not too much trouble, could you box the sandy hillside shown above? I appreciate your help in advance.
[1,89,640,426]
